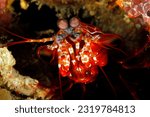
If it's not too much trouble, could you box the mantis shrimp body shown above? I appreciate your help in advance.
[0,17,120,85]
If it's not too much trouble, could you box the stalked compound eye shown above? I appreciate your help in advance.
[57,19,68,30]
[65,27,73,34]
[70,17,80,28]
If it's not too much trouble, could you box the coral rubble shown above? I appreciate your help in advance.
[0,88,12,100]
[116,0,150,32]
[0,47,54,99]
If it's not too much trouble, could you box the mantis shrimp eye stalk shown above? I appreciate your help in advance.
[57,19,68,30]
[70,17,80,28]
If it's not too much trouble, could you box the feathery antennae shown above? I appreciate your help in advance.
[0,27,54,47]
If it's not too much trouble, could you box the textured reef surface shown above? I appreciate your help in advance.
[0,0,150,99]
